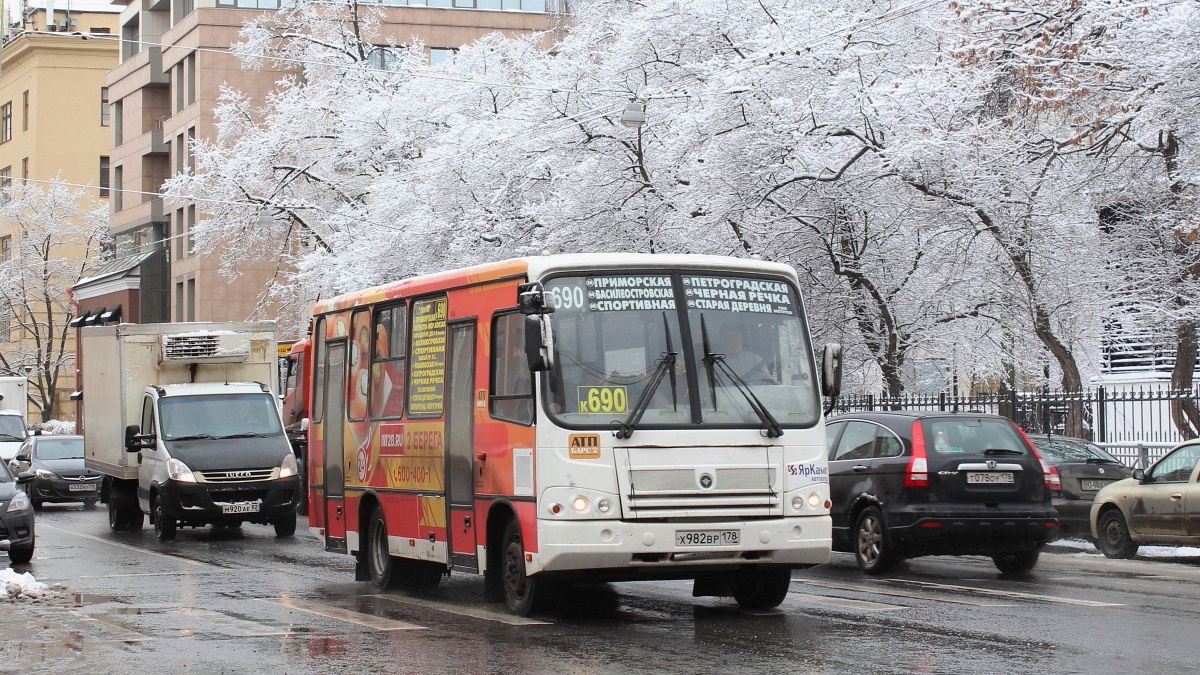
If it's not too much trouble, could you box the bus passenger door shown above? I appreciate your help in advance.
[322,341,348,552]
[445,321,478,572]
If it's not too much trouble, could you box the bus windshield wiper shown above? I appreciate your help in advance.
[699,314,783,438]
[217,432,272,439]
[170,433,214,441]
[614,315,677,440]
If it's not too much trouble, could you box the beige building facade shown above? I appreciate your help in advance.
[0,5,120,420]
[90,0,564,343]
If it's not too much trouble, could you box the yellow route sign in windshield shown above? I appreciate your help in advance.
[577,386,628,414]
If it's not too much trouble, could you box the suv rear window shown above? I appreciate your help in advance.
[922,418,1028,456]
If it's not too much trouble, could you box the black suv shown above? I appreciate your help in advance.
[826,412,1058,575]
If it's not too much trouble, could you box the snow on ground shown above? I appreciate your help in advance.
[0,568,64,602]
[1053,537,1200,558]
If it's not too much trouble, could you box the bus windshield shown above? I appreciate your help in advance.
[542,271,821,431]
[159,393,285,440]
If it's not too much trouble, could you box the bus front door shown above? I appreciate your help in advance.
[322,341,348,553]
[445,321,478,572]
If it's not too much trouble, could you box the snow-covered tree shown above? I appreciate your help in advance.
[0,179,110,421]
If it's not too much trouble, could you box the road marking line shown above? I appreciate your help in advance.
[366,594,552,626]
[180,608,294,636]
[789,592,906,612]
[39,523,224,569]
[886,579,1124,607]
[261,597,426,631]
[796,579,1014,607]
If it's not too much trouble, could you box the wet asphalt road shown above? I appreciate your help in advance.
[3,505,1200,675]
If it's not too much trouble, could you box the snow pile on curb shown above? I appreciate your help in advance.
[30,419,76,435]
[0,568,62,602]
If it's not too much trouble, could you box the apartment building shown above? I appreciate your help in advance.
[76,0,563,341]
[0,4,120,420]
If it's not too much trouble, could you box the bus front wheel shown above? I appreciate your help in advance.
[729,566,793,610]
[501,519,544,616]
[366,506,400,590]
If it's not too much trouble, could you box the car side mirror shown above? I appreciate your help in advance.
[16,471,32,485]
[14,453,28,463]
[1132,468,1145,482]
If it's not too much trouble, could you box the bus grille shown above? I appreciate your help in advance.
[625,467,780,518]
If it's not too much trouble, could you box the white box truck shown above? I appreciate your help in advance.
[80,322,300,540]
[0,376,27,462]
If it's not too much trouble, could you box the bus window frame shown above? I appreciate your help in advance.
[489,309,534,426]
[311,316,327,425]
[406,293,449,419]
[369,300,408,420]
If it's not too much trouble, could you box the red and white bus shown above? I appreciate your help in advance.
[305,254,840,614]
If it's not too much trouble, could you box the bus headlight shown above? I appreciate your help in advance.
[807,492,822,509]
[571,496,589,513]
[541,487,619,519]
[792,495,804,511]
[596,498,611,514]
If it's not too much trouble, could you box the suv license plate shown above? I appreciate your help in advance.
[221,502,261,514]
[966,472,1014,484]
[1081,479,1109,491]
[676,529,740,547]
[68,483,97,492]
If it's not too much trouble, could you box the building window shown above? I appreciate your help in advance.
[367,46,402,71]
[113,165,123,211]
[0,236,10,262]
[1,103,11,143]
[430,47,458,65]
[186,204,196,254]
[374,0,547,9]
[187,127,196,174]
[215,0,279,8]
[113,99,123,145]
[186,55,196,105]
[175,63,184,113]
[99,157,110,197]
[186,276,195,321]
[21,158,28,182]
[174,133,184,175]
[175,281,184,322]
[21,91,28,131]
[101,87,110,127]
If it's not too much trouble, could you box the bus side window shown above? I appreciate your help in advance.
[370,304,407,419]
[490,312,533,425]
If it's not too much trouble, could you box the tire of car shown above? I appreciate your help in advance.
[8,540,33,565]
[274,511,297,538]
[854,506,897,575]
[992,549,1039,576]
[1096,509,1139,559]
[502,518,545,616]
[30,496,42,512]
[729,567,793,609]
[152,495,177,541]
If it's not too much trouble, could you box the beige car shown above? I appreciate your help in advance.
[1090,440,1200,558]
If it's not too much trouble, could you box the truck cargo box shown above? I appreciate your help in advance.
[80,322,277,480]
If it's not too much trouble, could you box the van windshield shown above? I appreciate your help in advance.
[0,415,25,440]
[159,393,284,440]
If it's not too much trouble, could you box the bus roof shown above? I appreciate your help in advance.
[313,253,799,315]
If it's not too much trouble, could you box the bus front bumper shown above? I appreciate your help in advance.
[529,515,831,576]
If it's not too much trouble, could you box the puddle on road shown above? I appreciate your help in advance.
[72,593,125,605]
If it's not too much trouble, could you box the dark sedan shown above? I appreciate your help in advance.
[14,435,102,510]
[0,460,34,563]
[1026,434,1132,540]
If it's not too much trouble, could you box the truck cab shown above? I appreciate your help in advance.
[127,382,300,540]
[0,412,27,464]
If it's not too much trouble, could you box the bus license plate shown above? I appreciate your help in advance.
[221,502,261,514]
[676,529,740,547]
[966,472,1014,484]
[68,483,97,492]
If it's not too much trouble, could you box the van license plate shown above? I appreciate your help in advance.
[68,483,97,492]
[221,502,261,514]
[966,472,1014,484]
[676,529,740,547]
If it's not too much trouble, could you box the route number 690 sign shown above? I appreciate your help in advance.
[576,386,628,414]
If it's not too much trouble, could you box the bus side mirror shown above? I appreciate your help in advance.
[821,343,843,398]
[517,282,555,316]
[525,315,555,372]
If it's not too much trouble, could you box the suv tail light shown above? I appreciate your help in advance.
[906,420,928,487]
[1018,427,1061,492]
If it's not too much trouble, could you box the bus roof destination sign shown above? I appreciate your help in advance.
[585,275,674,312]
[683,275,794,315]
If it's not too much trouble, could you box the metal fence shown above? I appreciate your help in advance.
[826,384,1200,468]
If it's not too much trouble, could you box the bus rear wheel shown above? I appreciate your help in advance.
[366,506,400,589]
[501,519,544,616]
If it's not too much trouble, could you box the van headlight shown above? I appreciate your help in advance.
[279,453,298,479]
[7,491,31,513]
[167,458,196,483]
